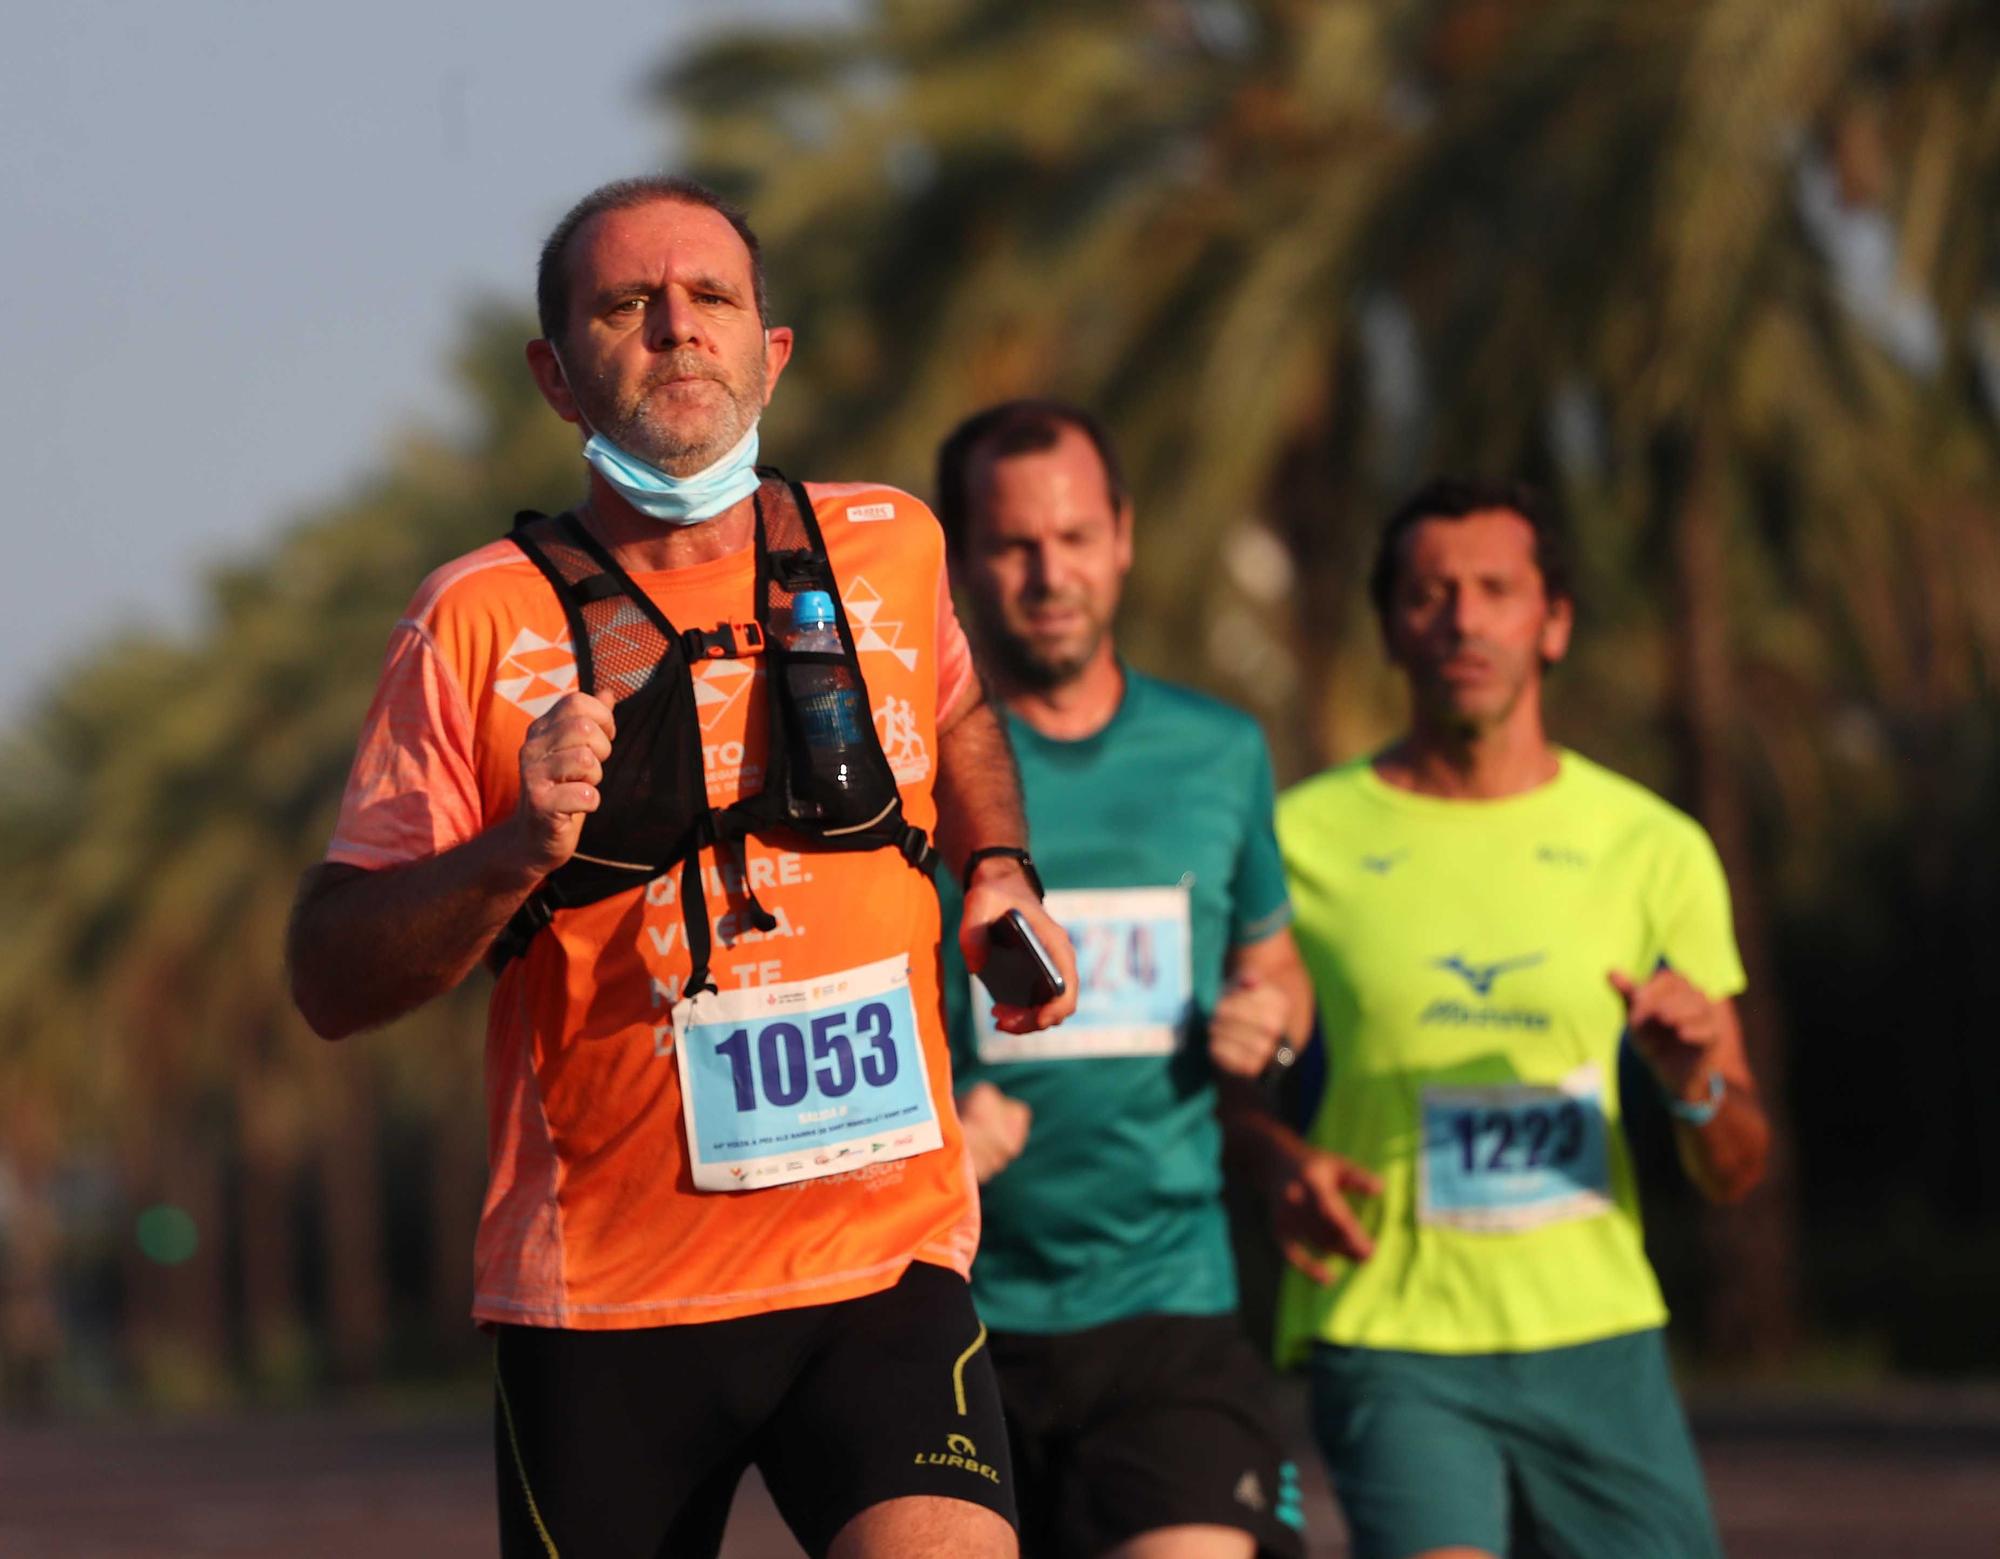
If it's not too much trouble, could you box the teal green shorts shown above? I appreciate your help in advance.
[1308,1328,1720,1559]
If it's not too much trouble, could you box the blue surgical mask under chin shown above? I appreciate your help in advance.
[580,420,762,526]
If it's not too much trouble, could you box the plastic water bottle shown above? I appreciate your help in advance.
[784,591,870,821]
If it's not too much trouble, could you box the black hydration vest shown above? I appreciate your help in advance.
[488,470,938,996]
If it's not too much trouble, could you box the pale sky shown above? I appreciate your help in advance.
[0,0,847,726]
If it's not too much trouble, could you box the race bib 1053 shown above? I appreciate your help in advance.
[673,955,942,1191]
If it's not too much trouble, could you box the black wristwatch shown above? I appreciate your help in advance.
[961,845,1045,900]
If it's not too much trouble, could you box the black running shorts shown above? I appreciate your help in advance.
[990,1311,1307,1559]
[494,1261,1014,1558]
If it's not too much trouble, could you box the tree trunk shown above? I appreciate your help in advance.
[1268,380,1377,775]
[1667,424,1803,1366]
[124,1107,232,1407]
[234,1054,307,1393]
[312,1051,389,1389]
[0,1100,64,1417]
[427,1089,485,1366]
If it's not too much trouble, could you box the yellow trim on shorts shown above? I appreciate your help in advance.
[952,1321,988,1417]
[496,1357,560,1558]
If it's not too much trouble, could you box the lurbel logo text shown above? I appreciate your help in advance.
[1422,952,1551,1029]
[915,1433,1001,1484]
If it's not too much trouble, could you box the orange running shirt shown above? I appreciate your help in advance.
[327,482,980,1329]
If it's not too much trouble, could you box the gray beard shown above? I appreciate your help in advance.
[610,403,752,474]
[578,363,763,476]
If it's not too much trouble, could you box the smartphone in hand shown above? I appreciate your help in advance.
[978,908,1067,1008]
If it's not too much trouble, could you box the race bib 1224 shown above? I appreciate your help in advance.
[974,885,1193,1062]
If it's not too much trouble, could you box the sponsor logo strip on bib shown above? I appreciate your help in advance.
[975,886,1193,1062]
[673,954,942,1190]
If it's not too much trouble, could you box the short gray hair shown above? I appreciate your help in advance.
[535,175,767,343]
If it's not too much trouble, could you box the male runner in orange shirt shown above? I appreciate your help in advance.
[288,175,1075,1559]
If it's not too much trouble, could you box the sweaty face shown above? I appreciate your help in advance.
[1382,510,1572,735]
[960,428,1133,690]
[553,199,777,474]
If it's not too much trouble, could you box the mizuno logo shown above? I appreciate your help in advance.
[1433,952,1545,996]
[1361,851,1407,875]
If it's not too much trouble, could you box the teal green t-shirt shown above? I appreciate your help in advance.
[940,670,1292,1334]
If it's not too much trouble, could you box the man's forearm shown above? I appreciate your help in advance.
[932,691,1027,873]
[1217,1091,1306,1188]
[1675,1085,1770,1204]
[287,828,545,1039]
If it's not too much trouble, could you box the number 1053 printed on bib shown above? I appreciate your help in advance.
[673,955,943,1190]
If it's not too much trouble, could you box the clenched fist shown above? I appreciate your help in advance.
[1208,974,1291,1079]
[956,1081,1032,1184]
[1609,967,1724,1103]
[512,692,616,875]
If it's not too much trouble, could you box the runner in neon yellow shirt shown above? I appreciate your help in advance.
[1239,479,1771,1559]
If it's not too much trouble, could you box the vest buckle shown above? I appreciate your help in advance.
[681,621,766,661]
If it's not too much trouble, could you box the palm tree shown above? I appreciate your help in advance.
[660,0,2000,1363]
[0,306,577,1398]
[4,0,1996,1400]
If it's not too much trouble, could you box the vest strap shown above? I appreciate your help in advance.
[491,474,939,980]
[488,891,554,971]
[681,849,716,1000]
[897,823,939,877]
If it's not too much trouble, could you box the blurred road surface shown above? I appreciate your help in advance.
[3,1384,1996,1556]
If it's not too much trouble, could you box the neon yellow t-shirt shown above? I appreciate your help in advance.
[1274,751,1745,1360]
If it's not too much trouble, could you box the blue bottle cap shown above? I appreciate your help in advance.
[792,590,835,627]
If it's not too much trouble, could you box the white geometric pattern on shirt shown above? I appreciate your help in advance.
[493,627,577,717]
[841,576,920,670]
[692,656,759,733]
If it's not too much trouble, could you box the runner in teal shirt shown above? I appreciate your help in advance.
[940,668,1293,1332]
[934,400,1312,1559]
